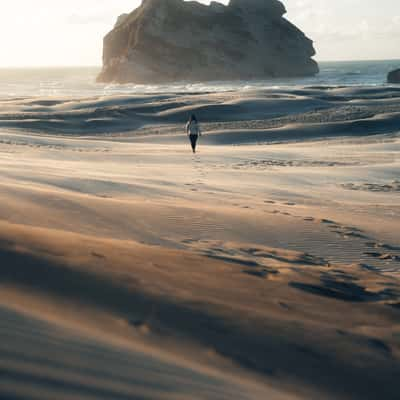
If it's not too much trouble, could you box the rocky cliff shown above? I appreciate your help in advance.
[97,0,319,84]
[388,69,400,83]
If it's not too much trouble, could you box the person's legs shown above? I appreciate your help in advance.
[189,135,198,153]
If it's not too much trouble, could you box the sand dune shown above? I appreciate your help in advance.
[1,221,399,399]
[0,306,265,400]
[2,86,400,138]
[1,85,400,399]
[130,112,400,146]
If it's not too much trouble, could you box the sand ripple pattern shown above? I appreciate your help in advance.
[0,306,259,400]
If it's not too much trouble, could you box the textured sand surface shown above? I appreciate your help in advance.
[0,86,399,399]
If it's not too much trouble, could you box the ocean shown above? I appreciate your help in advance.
[0,60,399,99]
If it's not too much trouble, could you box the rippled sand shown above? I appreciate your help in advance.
[0,85,399,399]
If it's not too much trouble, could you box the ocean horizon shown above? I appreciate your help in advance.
[1,59,399,98]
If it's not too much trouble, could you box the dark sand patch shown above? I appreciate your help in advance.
[342,181,400,193]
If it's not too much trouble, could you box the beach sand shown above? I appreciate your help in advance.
[0,85,399,399]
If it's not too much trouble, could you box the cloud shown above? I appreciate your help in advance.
[66,13,111,25]
[0,0,399,66]
[284,0,400,60]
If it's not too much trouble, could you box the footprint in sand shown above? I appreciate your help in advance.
[363,251,400,262]
[368,339,392,356]
[379,254,400,261]
[366,242,400,251]
[333,229,370,240]
[91,252,106,259]
[360,264,381,272]
[328,224,341,229]
[320,219,371,241]
[242,269,269,278]
[279,302,291,310]
[243,267,279,279]
[269,210,292,216]
[344,226,364,232]
[364,251,384,258]
[344,231,370,239]
[181,238,198,245]
[321,219,336,224]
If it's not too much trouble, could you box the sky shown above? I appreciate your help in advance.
[0,0,399,67]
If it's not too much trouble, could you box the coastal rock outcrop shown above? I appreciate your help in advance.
[97,0,319,84]
[388,69,400,83]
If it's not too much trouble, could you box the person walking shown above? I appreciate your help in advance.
[186,114,201,153]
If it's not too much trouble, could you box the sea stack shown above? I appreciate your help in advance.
[97,0,319,84]
[388,69,400,83]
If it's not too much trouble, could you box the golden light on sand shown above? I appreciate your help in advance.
[0,2,400,399]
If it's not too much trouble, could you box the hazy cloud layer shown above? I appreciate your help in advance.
[286,0,400,60]
[0,0,398,66]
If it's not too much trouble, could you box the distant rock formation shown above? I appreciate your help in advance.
[97,0,319,84]
[114,13,129,28]
[388,69,400,83]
